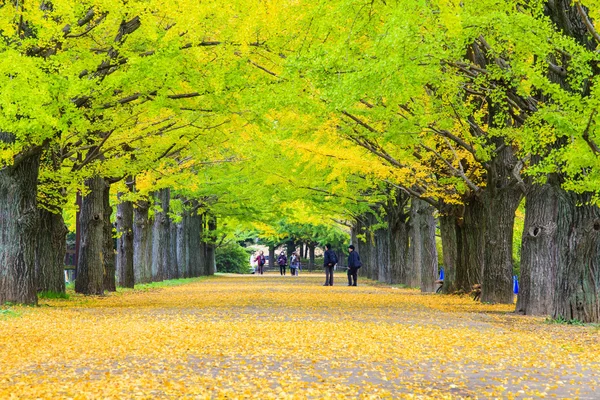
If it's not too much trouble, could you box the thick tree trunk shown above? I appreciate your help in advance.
[308,244,315,271]
[457,199,485,293]
[481,145,523,304]
[36,208,68,294]
[0,149,41,305]
[408,200,423,288]
[116,191,134,288]
[102,181,116,292]
[187,208,202,277]
[169,221,178,279]
[419,202,438,293]
[375,227,390,283]
[364,213,378,280]
[516,178,561,315]
[439,210,459,294]
[133,200,152,284]
[268,245,275,271]
[76,176,105,295]
[205,215,217,275]
[388,193,410,285]
[553,193,600,323]
[176,210,189,278]
[151,189,170,281]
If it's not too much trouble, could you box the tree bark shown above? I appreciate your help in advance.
[0,149,41,305]
[116,187,134,288]
[408,200,423,288]
[268,245,275,270]
[481,145,523,304]
[76,176,106,295]
[102,181,116,292]
[206,215,217,275]
[308,243,315,271]
[36,208,68,294]
[439,212,459,294]
[151,189,170,281]
[419,201,438,293]
[133,200,152,284]
[457,198,485,293]
[176,209,189,278]
[375,226,390,283]
[516,178,561,316]
[169,220,178,279]
[388,193,410,285]
[553,193,600,323]
[187,208,203,277]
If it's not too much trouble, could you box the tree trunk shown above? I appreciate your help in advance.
[176,209,189,278]
[419,202,438,293]
[76,176,105,295]
[205,215,217,275]
[388,193,410,285]
[169,220,178,279]
[116,189,134,288]
[133,200,152,284]
[408,200,423,288]
[481,145,523,304]
[151,189,170,281]
[269,245,275,270]
[516,178,561,315]
[375,226,390,283]
[308,244,315,271]
[102,181,116,292]
[457,198,485,293]
[553,193,600,323]
[0,149,41,305]
[439,211,459,294]
[187,208,202,277]
[36,208,68,294]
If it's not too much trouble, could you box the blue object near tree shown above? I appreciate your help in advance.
[439,268,444,281]
[513,275,519,294]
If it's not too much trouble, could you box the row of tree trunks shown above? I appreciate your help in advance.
[350,195,437,292]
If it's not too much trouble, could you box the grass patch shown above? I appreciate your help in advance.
[545,316,586,326]
[123,276,209,292]
[39,291,70,300]
[0,308,20,318]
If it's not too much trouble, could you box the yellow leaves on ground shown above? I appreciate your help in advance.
[1,274,598,399]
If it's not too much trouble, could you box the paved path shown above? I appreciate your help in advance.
[1,273,598,398]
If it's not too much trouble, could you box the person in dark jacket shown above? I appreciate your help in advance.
[323,244,337,286]
[277,252,287,276]
[347,245,361,286]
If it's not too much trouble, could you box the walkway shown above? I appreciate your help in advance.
[1,273,598,398]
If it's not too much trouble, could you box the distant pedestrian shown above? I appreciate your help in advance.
[254,251,266,275]
[277,252,287,276]
[347,245,361,286]
[323,244,337,286]
[290,252,300,276]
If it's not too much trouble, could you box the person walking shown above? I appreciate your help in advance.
[323,244,337,286]
[347,245,361,286]
[254,251,266,275]
[277,251,287,276]
[290,252,300,276]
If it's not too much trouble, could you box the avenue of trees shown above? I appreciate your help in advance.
[1,0,600,323]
